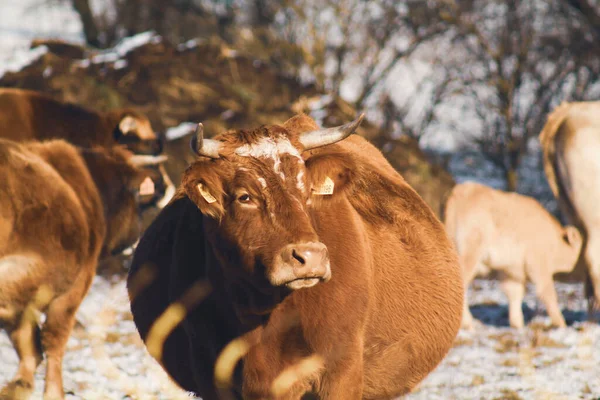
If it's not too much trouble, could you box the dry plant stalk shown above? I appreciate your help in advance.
[270,354,325,398]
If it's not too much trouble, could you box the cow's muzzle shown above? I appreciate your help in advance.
[270,242,331,290]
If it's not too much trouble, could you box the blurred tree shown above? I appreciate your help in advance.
[63,0,600,193]
[269,0,447,110]
[70,0,100,47]
[420,0,600,191]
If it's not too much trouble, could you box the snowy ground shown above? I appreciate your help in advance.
[1,274,598,400]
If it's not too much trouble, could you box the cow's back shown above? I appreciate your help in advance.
[0,89,110,147]
[0,139,103,275]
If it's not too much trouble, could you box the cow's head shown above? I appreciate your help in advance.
[81,147,169,256]
[110,109,175,208]
[111,109,164,156]
[182,114,364,292]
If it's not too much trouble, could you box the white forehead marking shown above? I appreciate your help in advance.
[235,137,302,175]
[296,170,305,193]
[258,177,267,189]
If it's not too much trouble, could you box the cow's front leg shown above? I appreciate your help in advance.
[314,343,364,400]
[242,324,316,400]
[242,335,364,400]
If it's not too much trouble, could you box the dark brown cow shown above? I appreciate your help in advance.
[0,138,167,399]
[128,114,463,399]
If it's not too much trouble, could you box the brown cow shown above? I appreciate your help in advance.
[0,88,175,209]
[444,182,583,329]
[128,114,463,399]
[0,88,161,155]
[539,101,600,313]
[0,138,167,399]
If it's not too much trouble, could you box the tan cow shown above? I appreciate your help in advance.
[0,138,167,399]
[444,182,583,329]
[540,101,600,313]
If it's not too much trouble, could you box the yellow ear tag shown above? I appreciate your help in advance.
[139,177,155,196]
[312,176,334,195]
[197,183,217,204]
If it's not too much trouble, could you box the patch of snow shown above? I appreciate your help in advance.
[90,31,161,66]
[177,39,200,52]
[165,122,197,141]
[113,59,128,70]
[0,45,48,79]
[220,109,236,121]
[0,1,84,68]
[43,65,53,78]
[74,59,91,69]
[112,31,161,56]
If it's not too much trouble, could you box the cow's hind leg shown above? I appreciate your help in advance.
[459,238,483,330]
[500,278,525,329]
[0,254,47,399]
[41,267,94,400]
[585,231,600,314]
[534,278,566,328]
[0,313,43,400]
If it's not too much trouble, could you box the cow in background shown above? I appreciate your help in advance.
[0,138,167,400]
[540,101,600,314]
[128,114,463,399]
[0,88,174,208]
[444,182,583,329]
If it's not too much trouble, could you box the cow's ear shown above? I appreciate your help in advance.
[305,151,358,202]
[114,115,140,144]
[181,161,227,220]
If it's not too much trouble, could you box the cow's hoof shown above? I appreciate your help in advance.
[0,379,34,400]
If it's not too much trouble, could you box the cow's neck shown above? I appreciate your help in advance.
[227,279,289,327]
[79,149,127,255]
[206,251,289,328]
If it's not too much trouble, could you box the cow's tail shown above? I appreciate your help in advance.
[539,102,573,200]
[540,102,599,314]
[438,183,455,225]
[442,185,458,245]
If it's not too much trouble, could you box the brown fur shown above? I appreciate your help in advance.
[0,88,161,155]
[129,114,464,399]
[0,138,158,399]
[444,182,583,329]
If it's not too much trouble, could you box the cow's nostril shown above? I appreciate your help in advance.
[292,249,306,265]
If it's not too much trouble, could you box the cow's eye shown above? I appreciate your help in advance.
[238,193,251,203]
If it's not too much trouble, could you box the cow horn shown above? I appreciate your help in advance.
[190,123,221,158]
[299,113,365,151]
[129,154,168,167]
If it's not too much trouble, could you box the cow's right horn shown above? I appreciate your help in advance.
[190,123,221,158]
[299,113,365,151]
[129,154,169,167]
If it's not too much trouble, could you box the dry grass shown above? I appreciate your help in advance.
[493,388,523,400]
[489,332,520,353]
[471,375,485,386]
[530,330,567,348]
[453,335,474,347]
[500,358,519,367]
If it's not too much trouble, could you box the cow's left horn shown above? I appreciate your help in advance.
[299,113,365,151]
[129,154,169,167]
[190,123,221,158]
